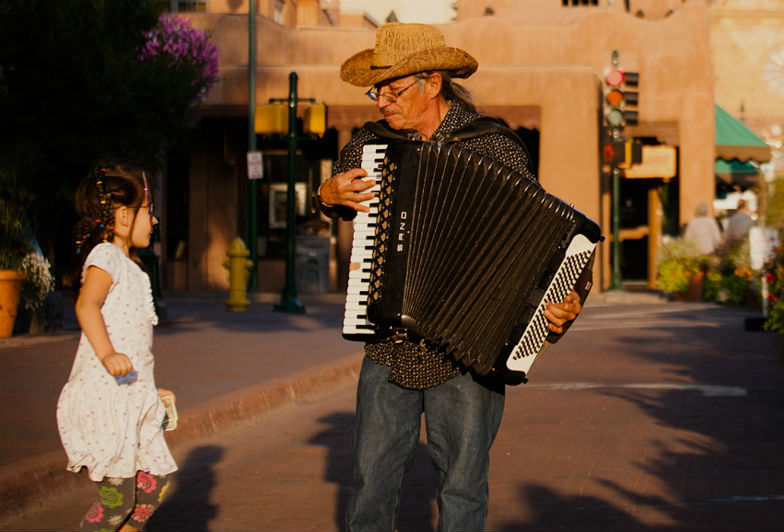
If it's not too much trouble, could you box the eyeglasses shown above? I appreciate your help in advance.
[366,79,420,103]
[142,172,155,228]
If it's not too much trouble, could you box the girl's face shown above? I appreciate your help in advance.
[112,201,156,252]
[130,202,156,249]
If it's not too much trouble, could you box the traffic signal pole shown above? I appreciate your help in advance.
[602,50,640,291]
[609,50,624,291]
[610,138,623,291]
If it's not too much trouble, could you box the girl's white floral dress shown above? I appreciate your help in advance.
[57,243,177,481]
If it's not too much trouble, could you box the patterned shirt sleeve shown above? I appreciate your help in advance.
[462,132,537,183]
[81,243,122,287]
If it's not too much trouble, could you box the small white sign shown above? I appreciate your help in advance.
[749,226,779,271]
[247,151,263,180]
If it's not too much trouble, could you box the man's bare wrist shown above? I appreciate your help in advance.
[317,182,334,207]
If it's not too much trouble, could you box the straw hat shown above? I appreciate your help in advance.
[340,22,478,87]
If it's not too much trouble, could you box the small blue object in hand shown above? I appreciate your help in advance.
[115,370,138,385]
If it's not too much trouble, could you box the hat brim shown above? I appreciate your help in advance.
[340,47,478,87]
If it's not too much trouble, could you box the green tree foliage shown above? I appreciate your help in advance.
[0,1,212,278]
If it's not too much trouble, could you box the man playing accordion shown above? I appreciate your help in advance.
[316,22,583,531]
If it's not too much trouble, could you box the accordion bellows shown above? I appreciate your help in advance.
[343,142,602,385]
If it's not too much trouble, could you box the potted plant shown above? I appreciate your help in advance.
[0,200,54,337]
[0,201,30,337]
[764,231,784,353]
[656,236,710,301]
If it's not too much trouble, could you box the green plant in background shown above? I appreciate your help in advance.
[656,237,709,294]
[0,1,220,286]
[706,239,756,306]
[19,253,54,311]
[703,269,723,302]
[0,200,32,271]
[764,229,784,341]
[0,199,55,313]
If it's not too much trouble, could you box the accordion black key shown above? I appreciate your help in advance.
[343,141,602,385]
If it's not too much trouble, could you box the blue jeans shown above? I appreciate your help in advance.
[345,356,505,532]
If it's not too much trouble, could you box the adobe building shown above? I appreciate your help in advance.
[709,0,782,222]
[166,0,744,294]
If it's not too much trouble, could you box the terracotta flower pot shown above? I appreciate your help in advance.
[0,270,23,338]
[674,270,704,302]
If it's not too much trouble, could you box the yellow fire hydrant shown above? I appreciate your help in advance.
[223,236,253,312]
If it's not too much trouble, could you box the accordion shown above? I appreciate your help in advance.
[343,141,602,385]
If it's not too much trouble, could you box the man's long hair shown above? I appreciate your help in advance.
[416,70,476,113]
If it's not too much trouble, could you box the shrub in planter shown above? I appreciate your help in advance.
[656,237,710,297]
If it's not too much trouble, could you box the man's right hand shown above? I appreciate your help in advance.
[319,168,375,212]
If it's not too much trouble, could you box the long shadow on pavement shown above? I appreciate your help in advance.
[308,412,438,531]
[495,304,784,531]
[146,445,224,531]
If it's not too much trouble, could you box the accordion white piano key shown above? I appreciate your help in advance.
[343,317,373,326]
[343,323,375,335]
[348,269,371,280]
[347,274,371,285]
[346,286,370,296]
[348,259,371,270]
[345,293,370,307]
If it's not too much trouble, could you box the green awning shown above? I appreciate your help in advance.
[715,158,759,186]
[715,104,771,162]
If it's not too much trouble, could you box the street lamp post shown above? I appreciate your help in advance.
[273,72,307,313]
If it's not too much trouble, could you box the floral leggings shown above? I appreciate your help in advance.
[81,471,170,531]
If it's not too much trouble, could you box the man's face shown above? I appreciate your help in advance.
[375,75,430,131]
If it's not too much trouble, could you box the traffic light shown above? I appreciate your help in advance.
[603,67,639,127]
[303,102,327,137]
[254,102,287,135]
[602,140,642,167]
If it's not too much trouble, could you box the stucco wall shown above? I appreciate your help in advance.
[710,0,784,136]
[182,2,716,290]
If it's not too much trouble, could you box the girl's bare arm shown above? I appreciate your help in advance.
[75,266,133,376]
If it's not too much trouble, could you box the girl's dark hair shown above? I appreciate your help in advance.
[73,161,150,276]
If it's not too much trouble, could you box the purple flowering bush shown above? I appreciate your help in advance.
[139,14,219,102]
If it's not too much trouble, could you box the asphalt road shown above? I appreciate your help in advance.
[4,302,784,531]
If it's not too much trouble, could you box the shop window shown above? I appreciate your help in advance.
[274,0,284,24]
[167,0,207,12]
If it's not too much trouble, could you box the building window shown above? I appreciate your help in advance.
[562,0,599,6]
[274,0,284,24]
[169,0,207,12]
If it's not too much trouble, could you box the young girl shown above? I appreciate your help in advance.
[57,162,177,532]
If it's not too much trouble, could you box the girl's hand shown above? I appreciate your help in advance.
[102,352,134,376]
[158,388,176,404]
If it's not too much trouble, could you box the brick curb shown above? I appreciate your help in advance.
[0,351,363,523]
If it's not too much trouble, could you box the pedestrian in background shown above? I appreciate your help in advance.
[57,162,177,532]
[316,22,583,531]
[684,202,722,256]
[725,198,755,247]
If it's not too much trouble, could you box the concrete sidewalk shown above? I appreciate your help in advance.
[0,288,669,521]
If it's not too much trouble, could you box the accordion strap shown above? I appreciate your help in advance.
[363,116,532,172]
[363,116,526,146]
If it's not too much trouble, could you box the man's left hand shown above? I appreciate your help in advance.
[544,289,582,334]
